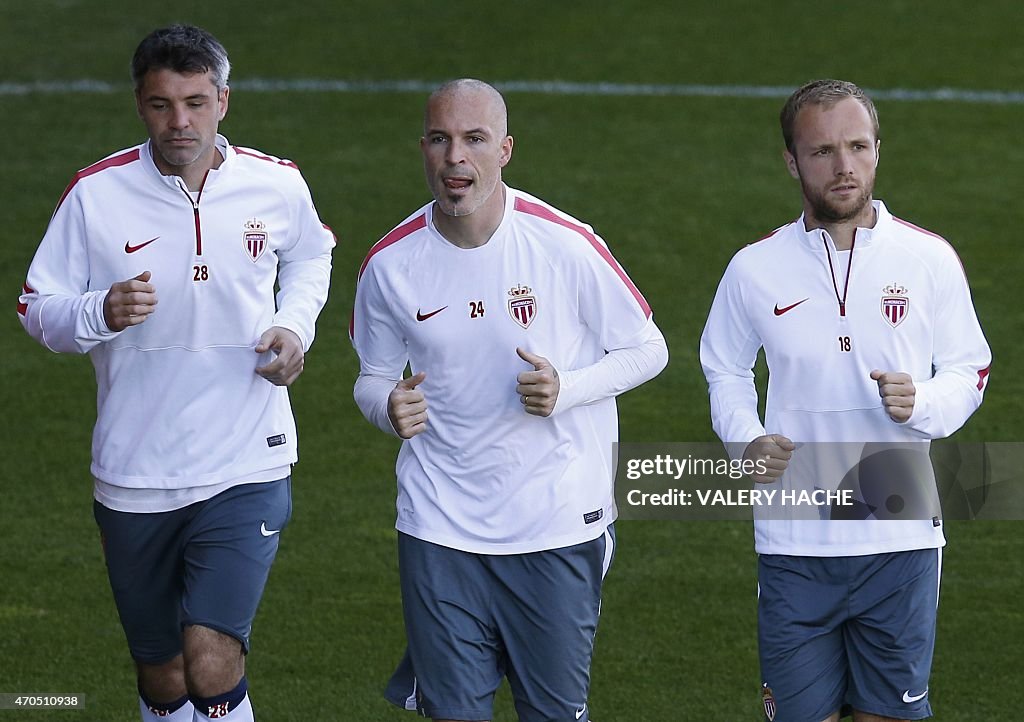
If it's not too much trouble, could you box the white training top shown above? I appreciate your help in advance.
[18,136,335,512]
[700,200,991,556]
[352,186,666,554]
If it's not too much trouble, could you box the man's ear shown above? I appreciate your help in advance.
[783,149,800,180]
[498,135,514,168]
[218,85,230,121]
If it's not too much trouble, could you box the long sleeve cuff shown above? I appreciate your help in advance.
[353,373,402,437]
[552,328,668,415]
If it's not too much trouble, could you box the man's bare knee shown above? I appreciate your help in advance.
[137,655,186,703]
[183,624,245,697]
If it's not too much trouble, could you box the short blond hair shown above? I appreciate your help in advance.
[780,79,878,153]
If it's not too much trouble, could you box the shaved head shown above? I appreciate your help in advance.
[425,78,508,138]
[420,78,514,246]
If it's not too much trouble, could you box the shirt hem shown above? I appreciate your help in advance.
[93,465,292,512]
[395,514,614,555]
[754,534,946,557]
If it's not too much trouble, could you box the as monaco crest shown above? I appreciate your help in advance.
[507,283,537,329]
[880,283,909,327]
[243,218,269,262]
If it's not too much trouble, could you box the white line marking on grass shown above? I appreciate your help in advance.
[2,79,1022,104]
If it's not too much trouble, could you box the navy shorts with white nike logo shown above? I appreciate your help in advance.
[758,548,940,722]
[93,477,291,664]
[386,526,615,722]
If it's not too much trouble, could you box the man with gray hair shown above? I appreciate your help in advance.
[17,24,335,722]
[701,79,990,721]
[352,78,668,722]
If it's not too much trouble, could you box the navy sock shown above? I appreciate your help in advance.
[138,687,190,715]
[190,676,248,718]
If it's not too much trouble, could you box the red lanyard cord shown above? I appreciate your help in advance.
[823,231,856,317]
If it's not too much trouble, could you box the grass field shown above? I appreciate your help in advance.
[2,1,1022,720]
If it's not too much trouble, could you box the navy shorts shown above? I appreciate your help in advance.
[385,526,616,722]
[93,477,291,664]
[758,549,941,722]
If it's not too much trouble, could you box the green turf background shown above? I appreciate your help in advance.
[2,1,1021,719]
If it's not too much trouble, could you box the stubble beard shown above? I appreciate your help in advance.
[436,176,498,219]
[157,141,205,170]
[805,177,874,224]
[436,195,463,217]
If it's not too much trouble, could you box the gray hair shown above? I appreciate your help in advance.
[131,24,231,91]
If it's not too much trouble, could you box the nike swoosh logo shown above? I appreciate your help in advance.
[416,306,448,322]
[575,705,586,720]
[902,689,928,703]
[260,522,281,537]
[125,236,159,254]
[773,298,809,316]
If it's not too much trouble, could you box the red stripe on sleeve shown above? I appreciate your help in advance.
[893,216,971,279]
[350,214,428,339]
[54,149,141,214]
[513,197,652,318]
[16,282,33,316]
[749,220,794,246]
[893,216,946,242]
[977,366,991,391]
[233,146,300,169]
[322,223,338,248]
[356,215,427,281]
